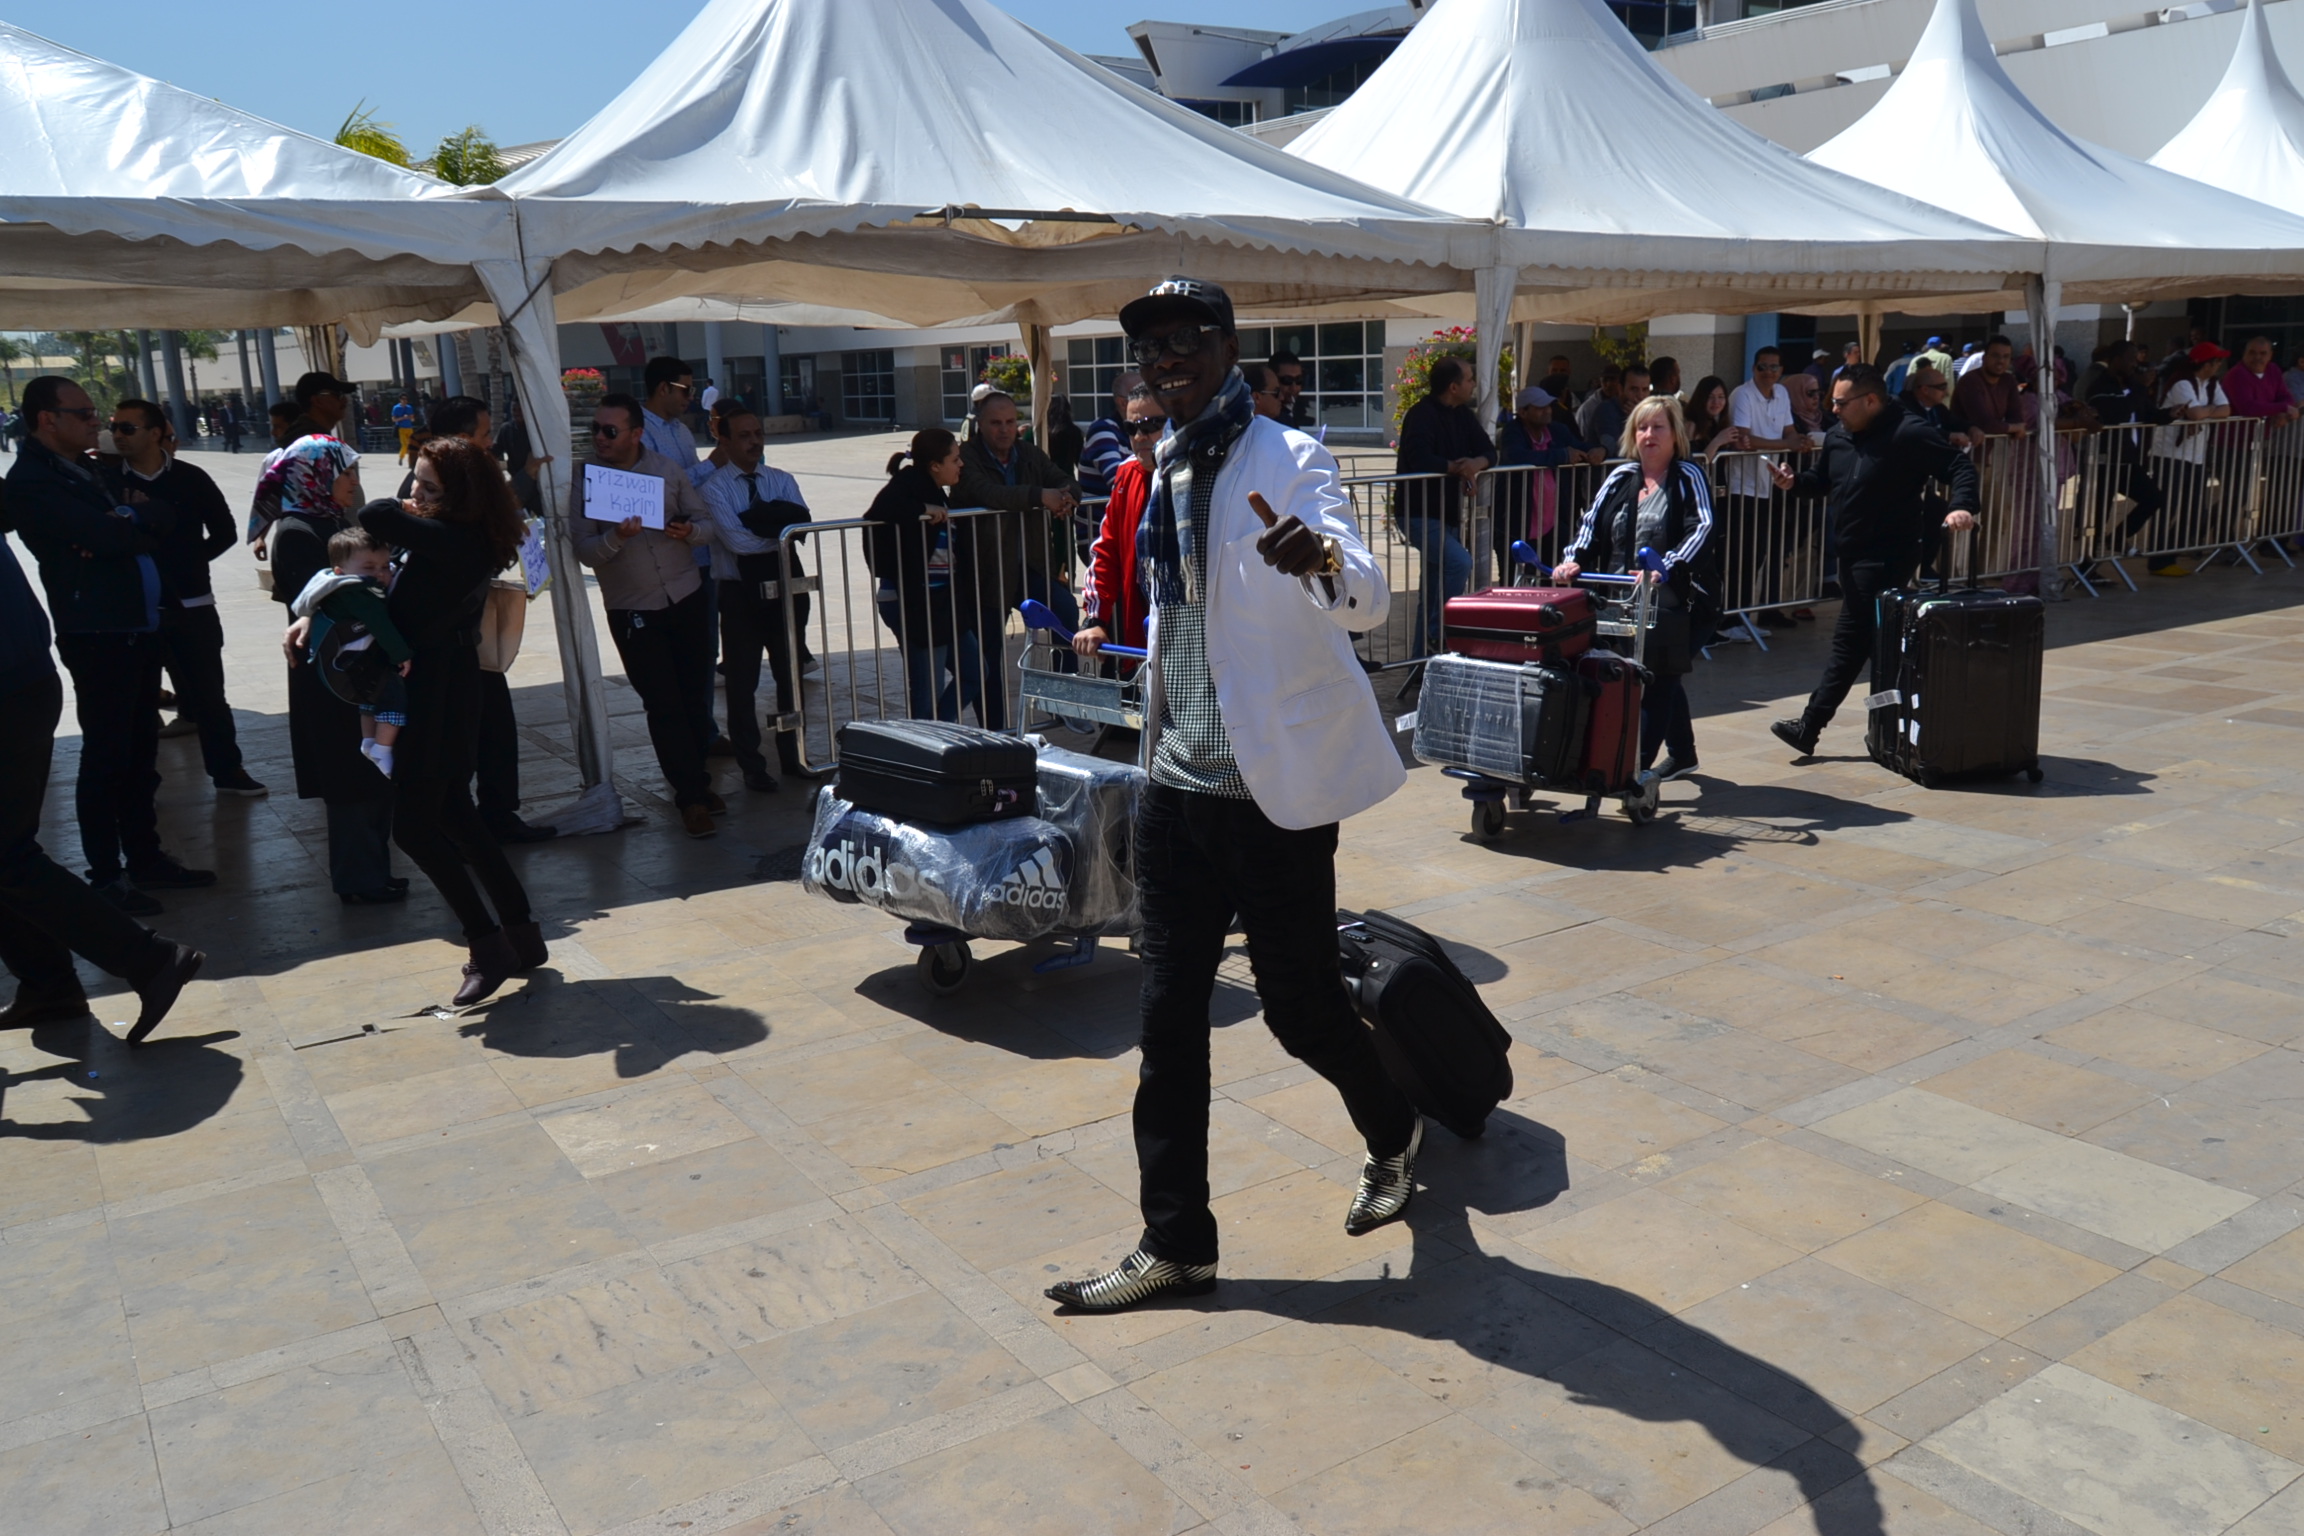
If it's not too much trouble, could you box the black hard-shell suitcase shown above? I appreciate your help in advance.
[834,720,1038,826]
[1336,908,1514,1139]
[1866,586,2044,786]
[1410,652,1586,786]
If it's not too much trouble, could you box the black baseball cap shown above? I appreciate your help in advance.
[293,370,352,405]
[1119,276,1236,339]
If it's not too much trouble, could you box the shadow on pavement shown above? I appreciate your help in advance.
[1239,1110,1885,1534]
[0,1021,244,1143]
[456,971,767,1078]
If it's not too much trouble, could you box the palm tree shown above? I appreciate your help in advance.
[0,334,25,408]
[429,126,507,186]
[335,102,411,167]
[179,330,223,425]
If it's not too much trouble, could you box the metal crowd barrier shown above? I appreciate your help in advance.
[759,418,2304,771]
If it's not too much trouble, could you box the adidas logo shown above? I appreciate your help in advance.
[991,847,1067,911]
[806,835,924,903]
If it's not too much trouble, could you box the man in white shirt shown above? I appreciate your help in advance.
[696,403,811,789]
[698,379,720,415]
[1727,348,1807,626]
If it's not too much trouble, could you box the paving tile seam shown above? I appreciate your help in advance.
[585,1455,844,1536]
[1881,1443,2097,1536]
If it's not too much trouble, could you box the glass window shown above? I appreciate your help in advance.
[1180,99,1256,128]
[941,343,1014,424]
[1065,336,1131,420]
[841,349,896,423]
[1282,57,1385,116]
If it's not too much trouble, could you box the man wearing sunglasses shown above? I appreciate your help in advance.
[103,400,265,801]
[6,376,217,915]
[1046,278,1414,1315]
[573,393,723,840]
[1268,351,1311,429]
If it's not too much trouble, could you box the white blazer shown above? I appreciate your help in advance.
[1143,415,1404,830]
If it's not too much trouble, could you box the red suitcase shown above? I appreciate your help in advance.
[1443,587,1596,666]
[1574,652,1643,794]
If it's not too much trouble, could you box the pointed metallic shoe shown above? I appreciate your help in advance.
[1045,1248,1217,1313]
[1344,1116,1424,1236]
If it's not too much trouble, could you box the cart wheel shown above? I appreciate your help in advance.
[2025,766,2045,784]
[1470,800,1507,840]
[916,941,972,996]
[1624,775,1662,825]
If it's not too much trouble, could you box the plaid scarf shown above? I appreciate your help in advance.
[1139,368,1253,607]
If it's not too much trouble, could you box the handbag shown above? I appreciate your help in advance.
[476,581,527,673]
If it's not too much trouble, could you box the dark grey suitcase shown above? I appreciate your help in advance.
[1410,652,1587,786]
[1867,586,2044,786]
[1336,908,1514,1139]
[834,720,1038,825]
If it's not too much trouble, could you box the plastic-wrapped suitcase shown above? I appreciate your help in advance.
[1442,586,1596,665]
[834,719,1037,825]
[1572,651,1644,794]
[1866,587,2044,786]
[1411,652,1586,785]
[1336,908,1514,1139]
[803,789,1072,941]
[1031,742,1145,935]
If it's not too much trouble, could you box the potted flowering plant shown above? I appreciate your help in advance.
[562,368,606,459]
[1391,326,1515,440]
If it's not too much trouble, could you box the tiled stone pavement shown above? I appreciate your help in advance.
[4,443,2303,1534]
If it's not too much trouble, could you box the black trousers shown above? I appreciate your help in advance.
[2116,459,2169,543]
[718,577,797,776]
[1641,675,1695,767]
[1133,782,1415,1265]
[391,650,532,941]
[1803,556,1915,730]
[0,674,168,994]
[474,669,521,824]
[608,586,715,808]
[326,795,397,896]
[54,632,165,884]
[158,603,246,781]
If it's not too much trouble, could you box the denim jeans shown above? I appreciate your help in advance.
[1402,515,1472,651]
[1132,783,1415,1265]
[876,591,958,722]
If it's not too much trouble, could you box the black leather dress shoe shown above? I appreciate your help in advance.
[1,984,90,1030]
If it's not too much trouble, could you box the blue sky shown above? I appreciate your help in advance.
[26,2,1351,157]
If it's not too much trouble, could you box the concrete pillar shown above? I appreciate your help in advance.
[439,334,464,397]
[160,331,194,441]
[134,329,160,401]
[257,329,281,408]
[761,324,782,415]
[704,321,725,408]
[236,330,256,409]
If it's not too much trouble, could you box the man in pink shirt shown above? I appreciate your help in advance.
[2223,336,2299,427]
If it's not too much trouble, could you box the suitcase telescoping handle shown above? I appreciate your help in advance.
[1018,598,1148,659]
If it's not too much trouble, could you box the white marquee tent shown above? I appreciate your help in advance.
[1283,0,2042,432]
[2150,0,2304,210]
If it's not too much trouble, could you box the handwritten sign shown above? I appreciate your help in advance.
[517,517,552,597]
[583,463,665,529]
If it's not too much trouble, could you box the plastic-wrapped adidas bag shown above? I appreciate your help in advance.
[1030,741,1144,935]
[803,788,1073,942]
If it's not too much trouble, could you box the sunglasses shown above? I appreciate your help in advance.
[1275,374,1304,388]
[1126,325,1221,368]
[109,421,142,435]
[1252,388,1280,400]
[1128,418,1169,436]
[594,424,626,440]
[57,406,98,421]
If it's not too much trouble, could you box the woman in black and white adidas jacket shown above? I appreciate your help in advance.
[1552,394,1718,781]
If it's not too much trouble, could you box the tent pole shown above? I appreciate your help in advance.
[236,331,255,413]
[1858,307,1883,369]
[1513,320,1532,397]
[477,251,620,820]
[2025,270,2063,600]
[1022,321,1054,447]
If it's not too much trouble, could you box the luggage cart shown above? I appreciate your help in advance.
[1437,543,1666,840]
[892,600,1148,997]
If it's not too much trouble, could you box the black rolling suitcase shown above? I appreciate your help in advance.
[834,720,1038,825]
[1336,908,1514,1139]
[1410,652,1586,786]
[1866,585,2044,786]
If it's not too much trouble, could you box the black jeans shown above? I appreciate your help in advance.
[1803,556,1915,730]
[608,586,715,808]
[475,669,521,824]
[326,795,397,896]
[691,561,721,743]
[718,577,798,776]
[54,631,165,883]
[2116,459,2168,545]
[1641,675,1695,767]
[392,650,532,942]
[158,603,245,780]
[0,674,168,993]
[1133,782,1415,1265]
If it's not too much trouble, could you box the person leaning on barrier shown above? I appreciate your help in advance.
[865,428,994,724]
[1074,384,1165,659]
[696,401,811,790]
[1648,356,1682,404]
[2083,342,2172,572]
[1768,366,1979,760]
[2145,342,2234,579]
[955,388,1081,641]
[1045,276,1417,1315]
[1078,371,1141,499]
[571,393,723,839]
[1394,356,1494,650]
[2225,336,2299,430]
[1900,365,1973,450]
[1552,394,1718,783]
[1683,376,1746,460]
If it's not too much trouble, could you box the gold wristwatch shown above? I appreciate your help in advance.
[1316,535,1344,577]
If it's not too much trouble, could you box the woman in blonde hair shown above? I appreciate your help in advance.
[1552,394,1719,781]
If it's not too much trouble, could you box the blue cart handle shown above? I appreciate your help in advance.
[1509,540,1550,579]
[1019,598,1147,659]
